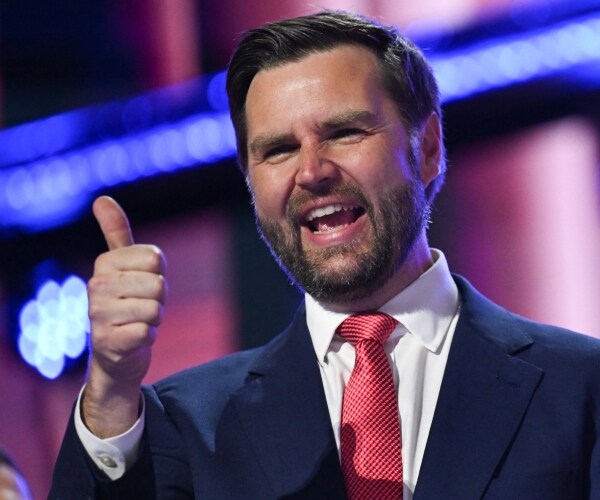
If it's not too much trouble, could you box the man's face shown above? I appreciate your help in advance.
[244,45,436,305]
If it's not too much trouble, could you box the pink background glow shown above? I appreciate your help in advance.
[1,1,599,497]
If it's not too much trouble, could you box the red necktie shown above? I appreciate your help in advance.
[338,312,403,500]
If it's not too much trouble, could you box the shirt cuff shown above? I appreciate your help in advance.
[73,386,145,481]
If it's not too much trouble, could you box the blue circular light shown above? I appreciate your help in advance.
[206,71,229,111]
[17,275,90,379]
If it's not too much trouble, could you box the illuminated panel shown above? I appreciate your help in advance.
[0,111,236,231]
[0,11,599,231]
[0,72,230,170]
[17,276,89,379]
[431,14,600,101]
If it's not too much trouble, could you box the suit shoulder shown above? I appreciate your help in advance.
[144,307,307,415]
[454,273,600,363]
[520,319,600,369]
[138,347,265,439]
[152,347,263,400]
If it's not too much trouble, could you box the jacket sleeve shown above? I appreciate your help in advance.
[49,389,193,499]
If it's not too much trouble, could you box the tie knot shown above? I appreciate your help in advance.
[337,312,398,346]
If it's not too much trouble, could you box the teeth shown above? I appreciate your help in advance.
[314,223,350,234]
[306,204,357,222]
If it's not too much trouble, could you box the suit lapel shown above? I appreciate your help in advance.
[415,277,544,499]
[223,277,545,498]
[228,306,346,499]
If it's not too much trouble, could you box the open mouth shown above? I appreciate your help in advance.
[303,203,366,234]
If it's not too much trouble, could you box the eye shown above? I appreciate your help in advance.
[263,144,298,161]
[329,128,366,141]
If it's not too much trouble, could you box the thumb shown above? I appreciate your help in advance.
[92,196,135,250]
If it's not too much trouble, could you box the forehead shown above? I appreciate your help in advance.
[245,45,390,136]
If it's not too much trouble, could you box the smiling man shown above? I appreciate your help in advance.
[245,44,438,310]
[51,11,600,499]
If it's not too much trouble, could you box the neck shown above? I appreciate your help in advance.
[321,234,434,313]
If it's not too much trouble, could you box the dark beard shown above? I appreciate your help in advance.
[255,178,430,304]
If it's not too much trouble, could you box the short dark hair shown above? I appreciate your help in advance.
[226,10,446,203]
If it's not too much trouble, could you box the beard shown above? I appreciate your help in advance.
[255,178,430,304]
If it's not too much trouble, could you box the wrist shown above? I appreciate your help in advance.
[82,363,143,438]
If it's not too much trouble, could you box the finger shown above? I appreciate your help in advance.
[113,323,157,352]
[93,196,134,250]
[90,298,164,327]
[94,324,157,356]
[88,271,167,304]
[93,246,167,277]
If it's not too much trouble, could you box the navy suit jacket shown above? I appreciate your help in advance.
[50,276,600,499]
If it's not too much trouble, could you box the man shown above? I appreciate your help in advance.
[50,11,600,499]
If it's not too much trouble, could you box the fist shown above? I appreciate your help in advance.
[87,196,167,388]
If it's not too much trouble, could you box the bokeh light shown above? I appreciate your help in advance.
[17,275,90,379]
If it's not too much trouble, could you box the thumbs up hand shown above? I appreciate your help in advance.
[82,196,167,438]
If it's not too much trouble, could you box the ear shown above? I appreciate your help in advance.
[419,112,443,189]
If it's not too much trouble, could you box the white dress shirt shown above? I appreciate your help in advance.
[74,387,144,479]
[305,249,460,498]
[77,249,460,494]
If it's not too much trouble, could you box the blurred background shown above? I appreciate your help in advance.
[1,0,600,496]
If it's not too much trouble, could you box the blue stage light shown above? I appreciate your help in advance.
[17,275,89,379]
[0,9,599,232]
[0,111,236,232]
[0,112,82,167]
[206,71,229,111]
[122,95,154,132]
[431,14,600,102]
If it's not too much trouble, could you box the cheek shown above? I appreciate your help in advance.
[338,136,411,191]
[248,169,291,220]
[376,145,416,189]
[348,148,404,195]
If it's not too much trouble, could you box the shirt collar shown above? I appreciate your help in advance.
[306,249,459,362]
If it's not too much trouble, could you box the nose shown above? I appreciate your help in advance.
[295,142,338,189]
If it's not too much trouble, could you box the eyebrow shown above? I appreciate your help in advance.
[247,109,377,157]
[319,109,377,130]
[248,132,295,158]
